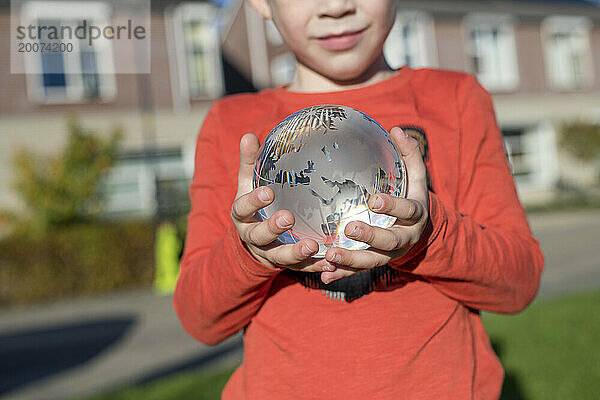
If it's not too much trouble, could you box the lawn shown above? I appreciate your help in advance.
[482,289,600,400]
[84,366,236,400]
[86,289,600,400]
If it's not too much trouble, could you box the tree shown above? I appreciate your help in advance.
[12,117,122,232]
[559,121,600,163]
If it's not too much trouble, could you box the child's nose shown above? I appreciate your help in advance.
[317,0,356,19]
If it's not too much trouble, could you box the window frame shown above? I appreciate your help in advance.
[167,2,224,107]
[383,10,438,70]
[100,148,190,218]
[541,15,594,91]
[463,13,520,93]
[501,122,559,193]
[20,1,117,104]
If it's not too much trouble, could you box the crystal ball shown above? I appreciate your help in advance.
[253,105,407,257]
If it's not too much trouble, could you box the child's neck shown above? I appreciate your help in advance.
[287,53,396,93]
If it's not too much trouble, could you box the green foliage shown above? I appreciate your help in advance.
[0,220,154,307]
[559,121,600,162]
[12,118,122,232]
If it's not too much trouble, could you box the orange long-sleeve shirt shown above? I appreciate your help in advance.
[174,68,544,399]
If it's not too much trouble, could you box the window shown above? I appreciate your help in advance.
[100,149,190,218]
[502,123,558,192]
[542,16,593,90]
[384,11,437,69]
[465,14,519,92]
[169,3,223,101]
[503,128,532,179]
[21,1,116,104]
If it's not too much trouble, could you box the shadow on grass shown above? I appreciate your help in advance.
[491,338,527,400]
[84,338,242,400]
[0,316,136,396]
[133,338,242,386]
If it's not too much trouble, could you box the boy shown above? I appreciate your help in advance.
[174,0,544,398]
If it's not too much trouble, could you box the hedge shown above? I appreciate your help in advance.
[0,220,155,307]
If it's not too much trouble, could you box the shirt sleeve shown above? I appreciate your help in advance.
[173,104,280,346]
[390,75,544,314]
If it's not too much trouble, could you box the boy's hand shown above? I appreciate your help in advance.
[320,127,430,284]
[231,133,330,273]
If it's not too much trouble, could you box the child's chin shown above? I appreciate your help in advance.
[307,61,356,79]
[320,57,378,82]
[325,67,372,83]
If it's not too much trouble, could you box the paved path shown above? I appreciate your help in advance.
[1,210,599,400]
[527,210,600,299]
[0,291,242,400]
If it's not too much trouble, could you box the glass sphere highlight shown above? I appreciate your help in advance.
[253,105,407,258]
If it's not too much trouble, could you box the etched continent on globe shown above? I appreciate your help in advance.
[253,105,407,257]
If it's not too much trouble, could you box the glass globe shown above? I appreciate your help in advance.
[253,105,407,258]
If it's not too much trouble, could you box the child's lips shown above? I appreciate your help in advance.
[317,29,365,51]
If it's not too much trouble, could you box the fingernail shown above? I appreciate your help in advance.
[302,244,314,256]
[277,214,291,228]
[322,264,336,272]
[373,196,383,210]
[348,225,360,238]
[258,189,270,202]
[327,253,341,263]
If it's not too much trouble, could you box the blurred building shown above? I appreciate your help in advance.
[0,0,242,218]
[0,0,599,219]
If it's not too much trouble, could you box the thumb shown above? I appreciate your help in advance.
[389,127,427,201]
[236,133,260,198]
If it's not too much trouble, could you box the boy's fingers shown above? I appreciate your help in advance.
[294,257,332,273]
[368,195,424,225]
[236,133,260,198]
[344,220,411,251]
[231,187,273,222]
[324,247,391,270]
[266,239,320,267]
[246,210,295,246]
[390,127,425,179]
[389,127,428,201]
[321,268,356,284]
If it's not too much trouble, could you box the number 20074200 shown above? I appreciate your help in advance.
[18,42,73,53]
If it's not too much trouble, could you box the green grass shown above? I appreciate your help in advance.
[525,194,600,214]
[84,290,600,400]
[483,289,600,400]
[83,366,236,400]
